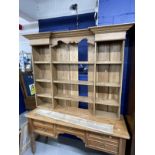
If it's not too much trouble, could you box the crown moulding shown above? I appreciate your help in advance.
[24,32,51,40]
[90,23,134,34]
[51,29,93,38]
[23,23,134,41]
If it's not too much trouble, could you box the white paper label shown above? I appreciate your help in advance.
[35,109,113,134]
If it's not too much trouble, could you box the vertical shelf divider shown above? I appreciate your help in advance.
[118,40,125,118]
[50,45,54,109]
[93,42,97,115]
[32,47,38,107]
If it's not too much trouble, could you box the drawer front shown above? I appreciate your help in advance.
[87,132,119,145]
[56,125,85,136]
[32,120,54,134]
[87,139,118,155]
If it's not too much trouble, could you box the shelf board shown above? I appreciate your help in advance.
[54,94,93,103]
[55,105,90,116]
[36,79,51,83]
[34,61,51,64]
[55,105,118,119]
[37,103,53,109]
[96,98,119,107]
[52,61,94,64]
[96,61,122,65]
[37,94,52,98]
[53,80,120,87]
[96,82,120,87]
[53,80,93,85]
[52,61,122,65]
[95,110,118,119]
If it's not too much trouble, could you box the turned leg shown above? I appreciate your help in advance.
[28,119,36,154]
[30,132,36,154]
[119,139,126,155]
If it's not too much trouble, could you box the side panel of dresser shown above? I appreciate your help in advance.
[28,118,126,155]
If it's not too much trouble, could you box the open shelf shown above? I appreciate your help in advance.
[54,94,93,103]
[53,80,93,86]
[96,65,121,85]
[95,103,118,119]
[37,103,53,109]
[32,45,50,62]
[96,41,123,63]
[95,98,119,106]
[55,104,118,119]
[35,82,51,95]
[36,96,52,108]
[36,79,51,83]
[96,86,119,106]
[34,64,51,80]
[55,105,90,116]
[95,110,118,119]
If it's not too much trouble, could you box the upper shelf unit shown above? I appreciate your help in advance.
[24,23,133,119]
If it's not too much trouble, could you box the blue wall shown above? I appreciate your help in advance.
[19,83,26,114]
[39,12,95,32]
[98,0,135,25]
[121,26,135,114]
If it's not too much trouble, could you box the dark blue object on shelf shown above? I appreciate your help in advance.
[78,39,88,109]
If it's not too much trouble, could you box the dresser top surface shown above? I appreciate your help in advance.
[27,107,130,139]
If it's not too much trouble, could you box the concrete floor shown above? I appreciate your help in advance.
[23,135,109,155]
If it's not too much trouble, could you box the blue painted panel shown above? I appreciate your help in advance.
[79,102,88,109]
[78,39,88,61]
[79,85,88,97]
[78,39,89,109]
[78,85,88,109]
[19,83,26,114]
[39,12,95,32]
[121,27,134,114]
[98,0,135,25]
[121,36,129,114]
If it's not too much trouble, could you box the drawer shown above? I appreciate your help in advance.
[87,139,118,155]
[87,132,119,145]
[32,120,54,134]
[56,125,85,136]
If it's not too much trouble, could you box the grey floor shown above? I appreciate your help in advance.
[23,135,109,155]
